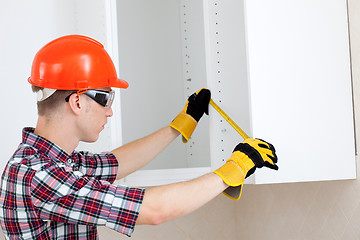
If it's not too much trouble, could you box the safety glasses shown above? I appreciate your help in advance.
[65,89,115,109]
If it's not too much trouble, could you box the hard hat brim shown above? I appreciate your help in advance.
[110,78,129,89]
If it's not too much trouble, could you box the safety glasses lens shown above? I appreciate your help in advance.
[85,90,115,108]
[105,91,115,108]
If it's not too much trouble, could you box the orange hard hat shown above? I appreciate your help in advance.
[28,35,128,90]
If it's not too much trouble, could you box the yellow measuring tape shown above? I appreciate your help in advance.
[209,99,249,139]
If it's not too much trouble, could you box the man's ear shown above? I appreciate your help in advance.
[67,93,82,115]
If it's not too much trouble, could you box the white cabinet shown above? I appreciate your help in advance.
[114,0,356,186]
[207,0,356,184]
[210,0,356,184]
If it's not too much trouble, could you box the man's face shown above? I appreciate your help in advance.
[78,87,114,143]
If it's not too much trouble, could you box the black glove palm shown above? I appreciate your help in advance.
[169,88,211,143]
[234,138,278,178]
[186,88,211,122]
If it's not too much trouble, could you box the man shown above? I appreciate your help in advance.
[0,35,278,239]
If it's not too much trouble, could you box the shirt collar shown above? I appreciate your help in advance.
[22,127,72,163]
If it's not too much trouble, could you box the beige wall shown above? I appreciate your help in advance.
[98,1,360,239]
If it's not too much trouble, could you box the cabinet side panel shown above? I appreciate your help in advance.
[205,0,252,170]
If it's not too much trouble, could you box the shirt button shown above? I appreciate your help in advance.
[67,159,73,164]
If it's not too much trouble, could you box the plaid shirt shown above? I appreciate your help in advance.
[0,128,145,239]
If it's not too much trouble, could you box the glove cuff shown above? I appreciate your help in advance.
[213,161,246,187]
[223,185,243,201]
[169,112,197,143]
[229,151,255,174]
[213,161,246,201]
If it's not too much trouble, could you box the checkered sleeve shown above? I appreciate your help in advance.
[30,162,144,237]
[75,151,118,183]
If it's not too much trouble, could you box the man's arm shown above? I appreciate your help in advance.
[136,172,228,225]
[136,138,278,225]
[111,126,180,179]
[111,88,211,180]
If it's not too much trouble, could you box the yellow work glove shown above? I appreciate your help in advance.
[214,138,278,200]
[170,88,211,143]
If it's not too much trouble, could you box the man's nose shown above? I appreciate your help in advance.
[106,107,113,117]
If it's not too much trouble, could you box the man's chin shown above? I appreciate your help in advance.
[81,136,100,143]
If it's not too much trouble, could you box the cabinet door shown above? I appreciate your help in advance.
[206,0,356,184]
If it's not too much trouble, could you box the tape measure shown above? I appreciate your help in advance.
[209,99,249,139]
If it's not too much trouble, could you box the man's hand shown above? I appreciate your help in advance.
[169,88,211,143]
[213,138,278,200]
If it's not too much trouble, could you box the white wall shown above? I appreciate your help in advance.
[0,0,77,173]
